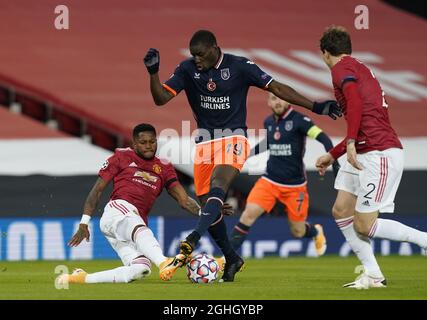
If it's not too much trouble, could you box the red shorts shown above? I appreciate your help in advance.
[193,136,250,196]
[247,177,309,222]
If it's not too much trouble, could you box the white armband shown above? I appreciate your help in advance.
[80,214,91,225]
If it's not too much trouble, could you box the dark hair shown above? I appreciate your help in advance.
[320,26,352,56]
[133,123,156,138]
[189,30,217,47]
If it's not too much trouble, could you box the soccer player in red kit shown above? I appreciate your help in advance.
[57,124,203,284]
[315,26,427,289]
[144,30,341,282]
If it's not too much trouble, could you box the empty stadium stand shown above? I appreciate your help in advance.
[0,0,426,153]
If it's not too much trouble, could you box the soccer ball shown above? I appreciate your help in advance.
[186,253,219,284]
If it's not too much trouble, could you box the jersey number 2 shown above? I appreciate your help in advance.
[364,183,376,199]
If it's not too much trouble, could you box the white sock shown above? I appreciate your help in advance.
[134,226,167,267]
[336,216,383,278]
[370,218,427,248]
[85,263,151,283]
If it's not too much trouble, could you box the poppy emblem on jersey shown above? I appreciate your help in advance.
[134,171,158,183]
[207,79,216,91]
[220,68,230,80]
[274,131,281,140]
[153,164,162,174]
[285,121,293,131]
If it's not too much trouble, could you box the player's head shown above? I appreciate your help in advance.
[319,25,352,68]
[189,30,220,71]
[132,123,157,160]
[268,92,290,116]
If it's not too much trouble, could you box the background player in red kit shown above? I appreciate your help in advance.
[315,26,427,289]
[144,30,342,282]
[57,124,204,284]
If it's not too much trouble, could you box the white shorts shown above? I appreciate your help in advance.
[334,148,403,213]
[100,199,146,266]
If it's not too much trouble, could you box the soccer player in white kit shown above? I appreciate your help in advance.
[57,124,208,284]
[316,26,427,289]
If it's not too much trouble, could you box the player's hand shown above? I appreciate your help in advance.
[316,152,334,176]
[68,224,90,247]
[312,100,342,120]
[332,161,341,177]
[144,48,160,75]
[346,140,363,170]
[221,202,234,216]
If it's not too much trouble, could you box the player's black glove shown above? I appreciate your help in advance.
[144,48,160,75]
[332,161,341,178]
[312,100,342,120]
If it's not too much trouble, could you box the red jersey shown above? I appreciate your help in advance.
[330,56,402,159]
[98,148,178,224]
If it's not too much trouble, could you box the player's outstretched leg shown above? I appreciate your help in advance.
[56,257,152,284]
[132,225,186,281]
[365,218,427,251]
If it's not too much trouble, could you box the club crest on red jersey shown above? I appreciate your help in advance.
[153,164,162,174]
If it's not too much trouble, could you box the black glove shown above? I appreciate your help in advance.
[332,161,341,178]
[144,48,160,75]
[312,100,342,120]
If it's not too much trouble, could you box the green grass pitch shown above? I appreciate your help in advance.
[1,256,426,300]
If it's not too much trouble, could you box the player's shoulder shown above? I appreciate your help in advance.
[333,55,358,72]
[225,53,255,66]
[174,57,195,72]
[153,156,175,169]
[113,147,134,157]
[180,57,195,67]
[264,114,274,125]
[291,109,313,123]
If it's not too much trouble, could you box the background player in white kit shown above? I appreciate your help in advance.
[57,123,230,284]
[315,26,427,289]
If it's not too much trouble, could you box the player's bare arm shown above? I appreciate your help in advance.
[346,139,363,170]
[315,153,335,176]
[168,183,234,216]
[143,48,174,105]
[68,177,109,247]
[167,183,201,216]
[267,80,342,119]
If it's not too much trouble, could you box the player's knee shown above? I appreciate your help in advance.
[352,219,371,237]
[240,210,258,225]
[290,227,305,238]
[210,179,228,192]
[131,224,148,242]
[332,204,351,219]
